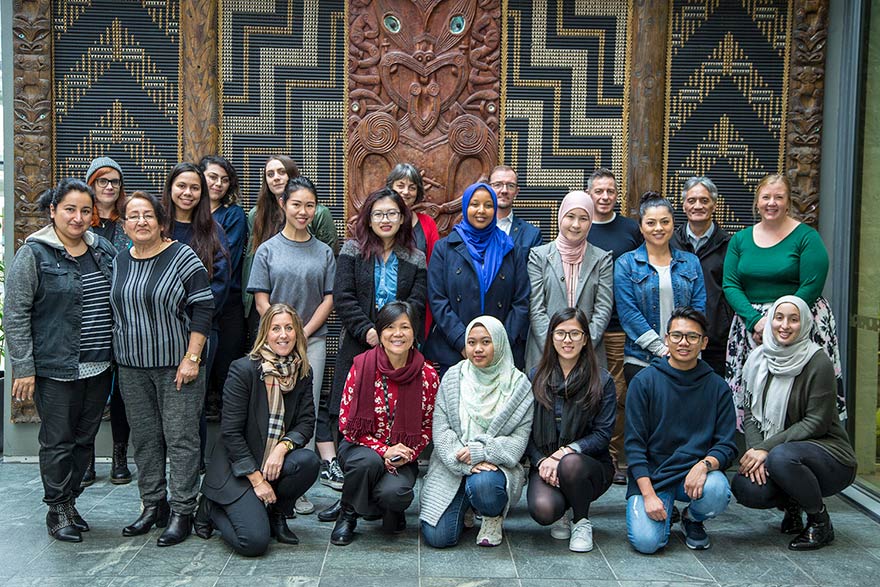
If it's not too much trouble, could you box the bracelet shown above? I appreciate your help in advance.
[548,455,561,462]
[183,352,202,364]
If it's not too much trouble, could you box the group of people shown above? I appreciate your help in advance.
[4,156,855,558]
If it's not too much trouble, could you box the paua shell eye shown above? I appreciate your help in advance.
[449,15,466,34]
[383,14,402,33]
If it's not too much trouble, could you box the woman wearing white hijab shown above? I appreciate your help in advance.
[732,295,856,551]
[420,316,534,548]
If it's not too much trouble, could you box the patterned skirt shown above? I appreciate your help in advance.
[725,296,845,426]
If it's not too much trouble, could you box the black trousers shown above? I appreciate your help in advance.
[209,448,321,557]
[338,440,417,517]
[731,441,856,514]
[208,298,246,414]
[108,369,130,445]
[623,363,645,385]
[34,370,112,505]
[527,453,613,523]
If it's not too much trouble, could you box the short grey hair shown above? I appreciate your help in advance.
[681,176,718,201]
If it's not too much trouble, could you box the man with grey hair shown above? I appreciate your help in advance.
[670,176,732,376]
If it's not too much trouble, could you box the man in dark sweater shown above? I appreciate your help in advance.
[586,167,643,484]
[624,307,737,553]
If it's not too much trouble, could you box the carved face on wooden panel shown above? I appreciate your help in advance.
[347,0,501,234]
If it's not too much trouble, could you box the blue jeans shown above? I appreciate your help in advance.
[626,471,731,554]
[421,470,508,548]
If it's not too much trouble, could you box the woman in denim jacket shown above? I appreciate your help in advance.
[614,192,706,384]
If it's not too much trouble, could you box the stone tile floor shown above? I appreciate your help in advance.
[1,461,879,586]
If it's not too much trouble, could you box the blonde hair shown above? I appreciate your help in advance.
[753,174,791,217]
[249,303,310,380]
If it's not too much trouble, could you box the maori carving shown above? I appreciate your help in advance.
[347,0,501,234]
[180,0,219,161]
[11,0,53,423]
[786,0,827,227]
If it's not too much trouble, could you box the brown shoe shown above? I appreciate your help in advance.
[612,467,627,485]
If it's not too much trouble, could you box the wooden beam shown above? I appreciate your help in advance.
[179,0,220,162]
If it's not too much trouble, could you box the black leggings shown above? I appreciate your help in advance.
[527,453,613,523]
[731,441,856,514]
[109,370,130,445]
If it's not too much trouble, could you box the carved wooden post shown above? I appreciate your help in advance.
[179,0,220,162]
[627,0,669,216]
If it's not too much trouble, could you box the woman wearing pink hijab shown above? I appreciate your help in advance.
[526,191,614,370]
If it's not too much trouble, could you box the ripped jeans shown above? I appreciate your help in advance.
[626,470,730,554]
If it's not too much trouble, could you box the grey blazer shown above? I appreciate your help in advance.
[526,241,614,370]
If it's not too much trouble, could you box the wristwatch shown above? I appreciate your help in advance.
[280,439,295,452]
[702,459,713,471]
[184,352,202,364]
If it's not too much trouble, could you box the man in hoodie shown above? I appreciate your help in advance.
[624,307,737,553]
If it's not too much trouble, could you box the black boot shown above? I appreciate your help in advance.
[330,502,358,546]
[193,494,214,539]
[318,499,342,522]
[269,507,300,545]
[70,501,89,532]
[157,511,192,547]
[123,500,170,536]
[46,503,82,543]
[110,442,132,485]
[781,500,805,535]
[81,452,96,487]
[789,506,834,550]
[381,509,406,534]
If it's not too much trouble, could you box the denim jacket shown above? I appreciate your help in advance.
[613,243,706,363]
[4,225,116,379]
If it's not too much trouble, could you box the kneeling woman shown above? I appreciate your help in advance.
[332,301,439,546]
[732,295,856,551]
[195,303,321,556]
[420,316,534,548]
[527,308,616,552]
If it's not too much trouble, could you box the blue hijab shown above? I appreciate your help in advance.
[453,182,514,312]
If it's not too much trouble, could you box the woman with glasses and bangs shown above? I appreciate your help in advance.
[526,308,617,553]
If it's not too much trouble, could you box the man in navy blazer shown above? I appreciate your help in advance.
[489,166,543,250]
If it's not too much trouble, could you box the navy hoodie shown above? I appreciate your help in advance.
[624,357,737,499]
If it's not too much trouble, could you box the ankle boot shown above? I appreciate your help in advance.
[193,494,214,539]
[330,502,358,546]
[781,500,805,535]
[157,511,192,547]
[70,501,90,532]
[789,506,834,550]
[381,509,406,534]
[81,453,96,487]
[318,499,342,522]
[269,507,300,545]
[110,443,132,485]
[123,500,170,536]
[47,503,82,543]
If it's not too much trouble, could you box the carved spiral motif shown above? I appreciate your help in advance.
[448,114,489,156]
[358,111,398,154]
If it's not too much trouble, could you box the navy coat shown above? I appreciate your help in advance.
[509,214,543,250]
[424,230,531,371]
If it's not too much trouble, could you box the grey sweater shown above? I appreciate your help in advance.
[419,362,534,527]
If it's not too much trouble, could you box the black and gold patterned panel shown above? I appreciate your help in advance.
[53,0,180,193]
[663,0,790,231]
[219,0,346,219]
[501,0,630,240]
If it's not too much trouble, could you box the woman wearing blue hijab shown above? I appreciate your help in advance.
[423,182,531,375]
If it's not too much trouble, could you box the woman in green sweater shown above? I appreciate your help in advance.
[732,296,856,551]
[722,174,843,423]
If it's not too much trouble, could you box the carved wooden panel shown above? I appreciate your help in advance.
[346,0,501,233]
[180,0,219,161]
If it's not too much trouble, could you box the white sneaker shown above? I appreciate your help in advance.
[550,511,571,539]
[294,495,315,515]
[476,515,504,547]
[569,518,593,552]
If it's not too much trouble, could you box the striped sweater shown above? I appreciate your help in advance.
[111,242,214,368]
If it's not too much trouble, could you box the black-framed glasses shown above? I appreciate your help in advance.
[371,210,401,221]
[552,329,585,342]
[96,178,121,188]
[490,181,518,191]
[667,331,704,344]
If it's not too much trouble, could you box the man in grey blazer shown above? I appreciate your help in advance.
[489,166,543,250]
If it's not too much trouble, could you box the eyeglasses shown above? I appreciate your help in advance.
[125,214,156,223]
[371,210,401,221]
[490,182,518,191]
[96,178,121,189]
[667,331,704,344]
[552,329,585,342]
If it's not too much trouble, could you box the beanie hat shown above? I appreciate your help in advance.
[86,157,124,184]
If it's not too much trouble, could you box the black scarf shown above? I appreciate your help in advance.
[532,366,593,456]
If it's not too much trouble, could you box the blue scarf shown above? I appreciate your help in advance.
[452,183,514,312]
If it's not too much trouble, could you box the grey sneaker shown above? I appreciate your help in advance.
[550,511,571,539]
[320,458,344,491]
[681,506,709,550]
[477,515,504,547]
[569,518,593,552]
[294,495,315,515]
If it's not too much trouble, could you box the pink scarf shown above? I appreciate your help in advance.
[554,191,594,306]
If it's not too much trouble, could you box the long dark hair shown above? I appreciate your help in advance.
[199,155,240,206]
[532,308,602,416]
[162,162,224,279]
[38,178,95,216]
[251,155,300,252]
[353,188,414,259]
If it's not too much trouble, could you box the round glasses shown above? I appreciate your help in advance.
[667,331,704,344]
[552,329,585,342]
[371,210,401,222]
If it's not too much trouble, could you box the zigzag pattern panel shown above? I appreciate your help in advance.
[663,0,790,231]
[53,0,180,193]
[219,0,346,218]
[501,0,630,240]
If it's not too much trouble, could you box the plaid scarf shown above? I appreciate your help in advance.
[258,345,299,469]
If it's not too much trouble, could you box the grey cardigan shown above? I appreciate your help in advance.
[419,362,534,527]
[526,241,614,370]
